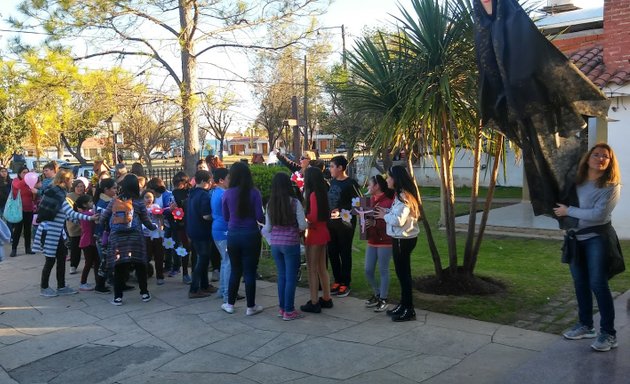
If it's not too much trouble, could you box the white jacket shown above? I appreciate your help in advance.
[383,194,419,238]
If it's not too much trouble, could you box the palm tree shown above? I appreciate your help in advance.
[344,0,505,285]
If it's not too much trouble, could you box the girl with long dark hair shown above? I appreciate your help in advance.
[300,167,332,313]
[221,161,265,315]
[100,174,157,305]
[374,166,420,322]
[262,172,307,320]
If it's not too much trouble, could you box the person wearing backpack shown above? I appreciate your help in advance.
[100,174,157,306]
[34,170,100,297]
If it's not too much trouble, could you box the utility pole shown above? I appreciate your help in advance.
[303,55,309,151]
[291,96,301,159]
[341,24,347,71]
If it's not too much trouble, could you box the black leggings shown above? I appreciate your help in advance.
[41,238,67,289]
[114,262,148,298]
[69,236,82,269]
[392,237,417,309]
[12,211,33,250]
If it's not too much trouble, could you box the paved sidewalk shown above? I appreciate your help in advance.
[0,249,627,384]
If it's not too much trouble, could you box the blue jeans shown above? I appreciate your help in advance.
[570,235,616,335]
[365,246,392,299]
[227,230,261,307]
[214,239,230,303]
[190,239,210,293]
[271,244,301,312]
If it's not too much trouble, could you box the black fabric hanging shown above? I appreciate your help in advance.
[473,0,610,220]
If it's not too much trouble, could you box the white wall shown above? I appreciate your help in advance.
[606,88,630,239]
[411,146,523,188]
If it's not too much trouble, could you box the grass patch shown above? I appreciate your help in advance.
[258,199,630,333]
[420,185,523,199]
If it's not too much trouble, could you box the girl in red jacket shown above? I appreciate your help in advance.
[363,175,394,312]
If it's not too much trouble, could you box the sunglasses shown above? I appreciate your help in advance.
[300,156,310,160]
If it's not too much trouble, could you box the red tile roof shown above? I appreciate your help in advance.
[568,46,630,88]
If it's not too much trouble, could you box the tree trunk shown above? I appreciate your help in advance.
[406,150,443,279]
[179,0,199,177]
[439,115,457,275]
[463,123,483,275]
[218,135,225,160]
[60,134,87,164]
[472,134,504,268]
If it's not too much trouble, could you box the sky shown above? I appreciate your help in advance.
[0,0,602,133]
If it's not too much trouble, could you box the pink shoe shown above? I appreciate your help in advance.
[282,310,304,321]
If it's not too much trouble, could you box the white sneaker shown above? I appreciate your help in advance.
[79,283,94,291]
[69,267,78,274]
[221,303,234,314]
[246,304,263,316]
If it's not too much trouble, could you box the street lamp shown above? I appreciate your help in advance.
[106,114,122,165]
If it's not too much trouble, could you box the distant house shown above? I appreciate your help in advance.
[225,135,285,156]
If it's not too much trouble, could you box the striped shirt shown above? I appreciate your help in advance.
[34,198,92,257]
[262,198,307,246]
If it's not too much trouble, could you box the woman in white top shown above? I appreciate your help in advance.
[374,166,420,322]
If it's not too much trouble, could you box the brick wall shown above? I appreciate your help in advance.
[604,0,630,70]
[552,33,604,55]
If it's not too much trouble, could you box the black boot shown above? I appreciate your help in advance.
[386,304,404,317]
[10,248,17,257]
[25,245,36,255]
[392,308,416,322]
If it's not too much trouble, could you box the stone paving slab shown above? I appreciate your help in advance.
[1,245,628,384]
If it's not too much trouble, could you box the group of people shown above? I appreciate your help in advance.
[0,143,621,339]
[271,151,422,321]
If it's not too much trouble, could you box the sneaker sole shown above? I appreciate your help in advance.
[337,291,350,298]
[563,333,597,340]
[111,301,123,306]
[591,342,618,352]
[40,293,58,297]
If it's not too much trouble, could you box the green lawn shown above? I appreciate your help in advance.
[258,199,630,330]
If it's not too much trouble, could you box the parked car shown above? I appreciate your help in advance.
[335,144,347,153]
[150,151,168,160]
[60,163,114,180]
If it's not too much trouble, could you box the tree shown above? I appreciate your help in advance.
[0,59,30,161]
[13,0,327,175]
[320,64,376,165]
[344,0,506,290]
[120,96,181,172]
[10,49,142,163]
[199,89,236,160]
[251,25,331,155]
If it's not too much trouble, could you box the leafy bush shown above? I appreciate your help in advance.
[250,164,290,204]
